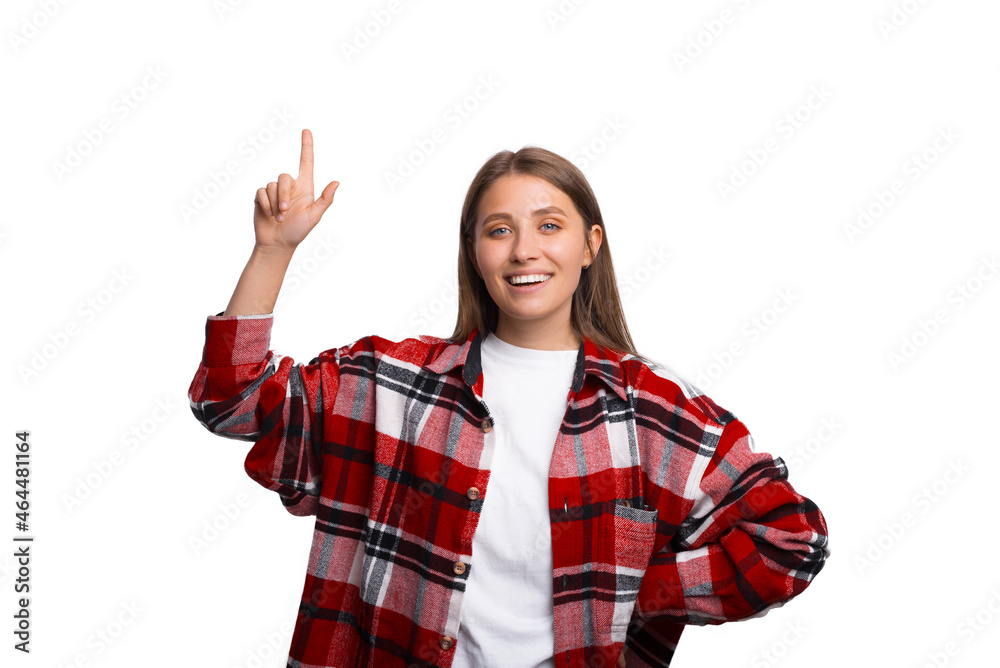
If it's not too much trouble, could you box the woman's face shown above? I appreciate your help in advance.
[468,174,602,349]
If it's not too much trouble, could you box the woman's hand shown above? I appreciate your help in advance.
[252,128,339,254]
[617,651,626,667]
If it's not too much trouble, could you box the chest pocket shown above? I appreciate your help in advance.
[597,499,659,636]
[596,500,659,568]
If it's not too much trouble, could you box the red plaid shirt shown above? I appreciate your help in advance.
[188,312,829,668]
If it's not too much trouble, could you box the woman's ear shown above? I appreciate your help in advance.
[587,224,603,264]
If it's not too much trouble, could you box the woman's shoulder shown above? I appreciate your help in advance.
[335,331,463,366]
[622,352,733,428]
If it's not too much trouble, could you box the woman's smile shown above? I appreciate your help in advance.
[505,273,553,291]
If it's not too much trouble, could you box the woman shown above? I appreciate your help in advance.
[188,129,830,668]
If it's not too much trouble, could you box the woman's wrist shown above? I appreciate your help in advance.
[222,245,296,316]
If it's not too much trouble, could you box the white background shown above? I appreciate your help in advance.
[2,0,999,666]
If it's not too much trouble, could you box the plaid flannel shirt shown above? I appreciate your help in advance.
[188,311,829,668]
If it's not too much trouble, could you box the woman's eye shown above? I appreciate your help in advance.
[488,221,559,236]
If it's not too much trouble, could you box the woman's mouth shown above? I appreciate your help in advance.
[505,273,552,292]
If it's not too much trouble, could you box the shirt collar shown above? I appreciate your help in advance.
[422,327,630,402]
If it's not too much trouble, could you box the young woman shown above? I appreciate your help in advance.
[189,129,830,668]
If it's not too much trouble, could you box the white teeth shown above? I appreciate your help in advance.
[507,274,551,285]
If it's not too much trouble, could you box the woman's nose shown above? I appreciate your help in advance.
[510,229,540,261]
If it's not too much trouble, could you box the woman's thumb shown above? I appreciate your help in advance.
[314,181,340,217]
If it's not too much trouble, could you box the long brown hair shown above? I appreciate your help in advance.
[448,145,647,362]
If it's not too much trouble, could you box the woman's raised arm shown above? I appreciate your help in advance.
[188,129,352,516]
[224,128,339,316]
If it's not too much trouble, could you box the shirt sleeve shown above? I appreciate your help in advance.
[187,310,373,517]
[634,415,830,625]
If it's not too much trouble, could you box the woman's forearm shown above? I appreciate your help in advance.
[223,244,296,316]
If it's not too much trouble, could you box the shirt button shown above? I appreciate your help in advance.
[467,487,479,500]
[440,636,453,650]
[481,418,492,433]
[453,561,466,575]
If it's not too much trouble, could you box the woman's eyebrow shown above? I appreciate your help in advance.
[482,206,567,225]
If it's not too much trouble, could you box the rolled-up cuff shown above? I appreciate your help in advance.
[201,311,274,367]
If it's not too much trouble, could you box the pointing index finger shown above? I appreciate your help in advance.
[298,128,314,183]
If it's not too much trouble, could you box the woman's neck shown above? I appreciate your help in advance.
[491,321,580,351]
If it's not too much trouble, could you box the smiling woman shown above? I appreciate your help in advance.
[188,129,830,668]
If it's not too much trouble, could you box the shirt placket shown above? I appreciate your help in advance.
[435,364,497,661]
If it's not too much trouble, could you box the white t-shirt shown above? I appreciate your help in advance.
[452,331,579,668]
